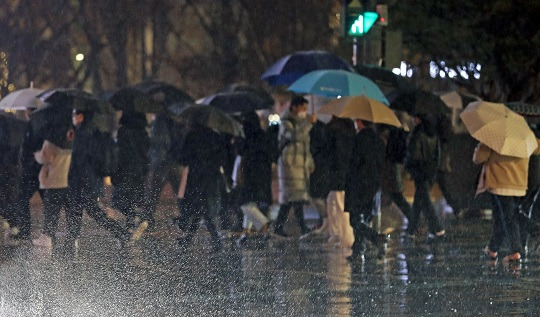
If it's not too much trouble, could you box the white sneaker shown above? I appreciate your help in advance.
[32,233,54,248]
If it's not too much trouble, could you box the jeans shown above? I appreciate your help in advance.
[42,189,68,237]
[407,178,443,235]
[489,194,522,254]
[274,202,308,233]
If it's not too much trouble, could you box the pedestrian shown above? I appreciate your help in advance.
[309,118,332,233]
[324,116,356,246]
[273,95,315,238]
[177,124,228,252]
[65,109,144,255]
[144,113,185,230]
[382,125,412,223]
[475,139,540,262]
[111,112,150,231]
[12,108,43,240]
[31,125,72,251]
[345,120,388,261]
[234,111,273,244]
[404,113,445,240]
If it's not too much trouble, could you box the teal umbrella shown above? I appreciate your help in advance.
[288,70,389,105]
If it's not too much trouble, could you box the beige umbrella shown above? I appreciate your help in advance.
[318,95,402,127]
[459,101,537,158]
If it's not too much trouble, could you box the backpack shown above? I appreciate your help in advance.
[405,129,440,179]
[93,131,119,177]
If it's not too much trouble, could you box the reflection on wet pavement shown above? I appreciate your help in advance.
[1,214,540,316]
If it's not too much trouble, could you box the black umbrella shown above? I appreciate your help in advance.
[0,113,27,147]
[109,81,193,113]
[354,64,412,95]
[172,104,244,138]
[388,89,450,115]
[220,83,274,106]
[197,91,273,113]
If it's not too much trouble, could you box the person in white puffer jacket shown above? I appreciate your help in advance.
[32,129,72,251]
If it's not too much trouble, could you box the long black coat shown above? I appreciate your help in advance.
[326,118,356,191]
[68,119,102,198]
[147,114,185,170]
[238,123,273,206]
[112,113,149,205]
[345,127,385,216]
[180,126,228,216]
[309,120,332,199]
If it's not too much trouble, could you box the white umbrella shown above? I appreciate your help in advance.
[0,85,45,110]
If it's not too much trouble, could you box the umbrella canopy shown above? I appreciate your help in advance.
[109,81,193,113]
[438,91,480,110]
[0,112,27,147]
[388,89,450,115]
[220,83,274,107]
[34,88,116,134]
[318,96,401,128]
[261,50,354,86]
[288,70,389,104]
[0,87,45,110]
[196,91,273,113]
[173,105,244,138]
[459,101,537,158]
[354,64,412,95]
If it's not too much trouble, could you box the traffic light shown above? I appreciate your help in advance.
[344,0,378,37]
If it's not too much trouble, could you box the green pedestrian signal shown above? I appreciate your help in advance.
[347,11,378,36]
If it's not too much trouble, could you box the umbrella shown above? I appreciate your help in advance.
[196,91,273,113]
[109,81,193,113]
[288,69,389,104]
[354,64,412,95]
[318,96,401,128]
[0,112,27,147]
[0,87,45,110]
[388,89,450,115]
[438,91,479,110]
[261,50,354,86]
[173,105,244,138]
[220,83,274,107]
[459,101,537,158]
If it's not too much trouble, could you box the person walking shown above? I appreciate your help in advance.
[177,124,228,252]
[65,109,144,255]
[474,140,540,262]
[273,96,315,238]
[12,108,43,240]
[345,120,388,261]
[234,111,273,244]
[31,126,72,252]
[111,112,150,231]
[404,113,445,240]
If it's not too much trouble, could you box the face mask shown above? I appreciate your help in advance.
[297,111,307,119]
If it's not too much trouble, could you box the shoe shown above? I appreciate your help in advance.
[483,246,497,260]
[32,233,54,248]
[130,221,149,243]
[502,252,521,263]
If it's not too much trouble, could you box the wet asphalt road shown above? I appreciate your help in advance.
[1,199,540,316]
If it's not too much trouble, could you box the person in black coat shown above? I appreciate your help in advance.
[144,113,185,229]
[404,113,445,239]
[235,111,273,242]
[65,109,141,254]
[12,111,44,240]
[309,119,332,230]
[345,120,388,261]
[177,124,228,252]
[112,112,150,230]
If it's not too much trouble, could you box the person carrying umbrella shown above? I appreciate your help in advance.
[111,112,150,231]
[65,108,145,255]
[403,112,446,240]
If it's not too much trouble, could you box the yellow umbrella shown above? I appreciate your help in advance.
[459,101,537,158]
[318,95,402,127]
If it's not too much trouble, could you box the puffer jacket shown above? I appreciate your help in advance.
[277,111,314,204]
[34,140,72,189]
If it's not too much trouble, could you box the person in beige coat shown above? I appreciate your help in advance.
[32,132,73,250]
[474,140,540,262]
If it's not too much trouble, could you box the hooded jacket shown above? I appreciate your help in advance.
[35,140,72,189]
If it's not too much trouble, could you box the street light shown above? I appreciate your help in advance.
[75,53,85,61]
